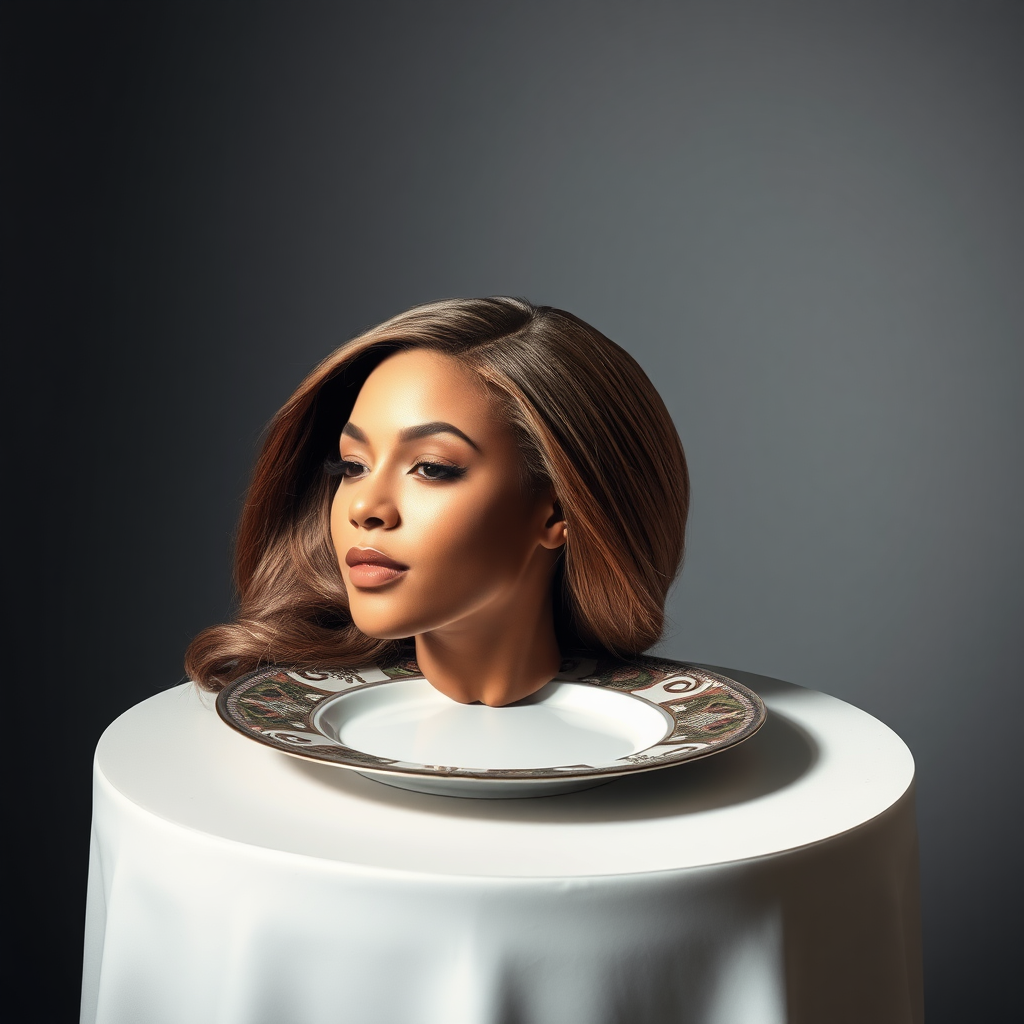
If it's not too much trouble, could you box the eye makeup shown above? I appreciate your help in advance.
[324,453,468,482]
[411,460,468,481]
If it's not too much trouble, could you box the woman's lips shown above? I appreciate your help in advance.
[345,547,409,588]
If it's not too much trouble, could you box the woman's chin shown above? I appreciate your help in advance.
[349,615,420,642]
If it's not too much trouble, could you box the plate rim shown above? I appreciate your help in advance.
[215,657,768,786]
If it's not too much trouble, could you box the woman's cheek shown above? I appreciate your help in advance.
[329,492,348,557]
[405,489,476,555]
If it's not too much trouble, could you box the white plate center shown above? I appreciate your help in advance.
[313,679,671,771]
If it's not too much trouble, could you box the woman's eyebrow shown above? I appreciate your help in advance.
[342,420,481,450]
[341,422,368,442]
[399,421,480,450]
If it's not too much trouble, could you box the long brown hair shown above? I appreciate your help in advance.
[185,297,689,690]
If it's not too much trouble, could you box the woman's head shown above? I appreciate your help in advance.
[185,297,689,690]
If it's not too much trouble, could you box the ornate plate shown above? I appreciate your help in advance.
[216,655,766,798]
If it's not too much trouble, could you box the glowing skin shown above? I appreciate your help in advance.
[329,349,567,707]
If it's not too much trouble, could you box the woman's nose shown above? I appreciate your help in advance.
[348,479,400,531]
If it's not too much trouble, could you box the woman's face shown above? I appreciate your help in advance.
[330,348,563,641]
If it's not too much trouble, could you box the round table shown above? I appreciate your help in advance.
[80,668,923,1024]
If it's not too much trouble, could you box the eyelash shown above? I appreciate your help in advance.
[412,461,467,481]
[323,456,467,482]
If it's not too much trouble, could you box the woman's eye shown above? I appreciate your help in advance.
[413,461,467,481]
[324,455,367,479]
[340,460,368,479]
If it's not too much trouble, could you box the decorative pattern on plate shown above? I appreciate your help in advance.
[216,656,766,784]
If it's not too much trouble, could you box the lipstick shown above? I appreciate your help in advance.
[345,547,409,588]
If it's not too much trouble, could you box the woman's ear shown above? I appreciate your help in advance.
[538,492,568,550]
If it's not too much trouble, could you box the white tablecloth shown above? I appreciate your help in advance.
[81,668,923,1024]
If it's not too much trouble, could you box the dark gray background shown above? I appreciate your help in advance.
[6,2,1022,1019]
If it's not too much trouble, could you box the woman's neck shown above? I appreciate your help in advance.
[414,590,561,707]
